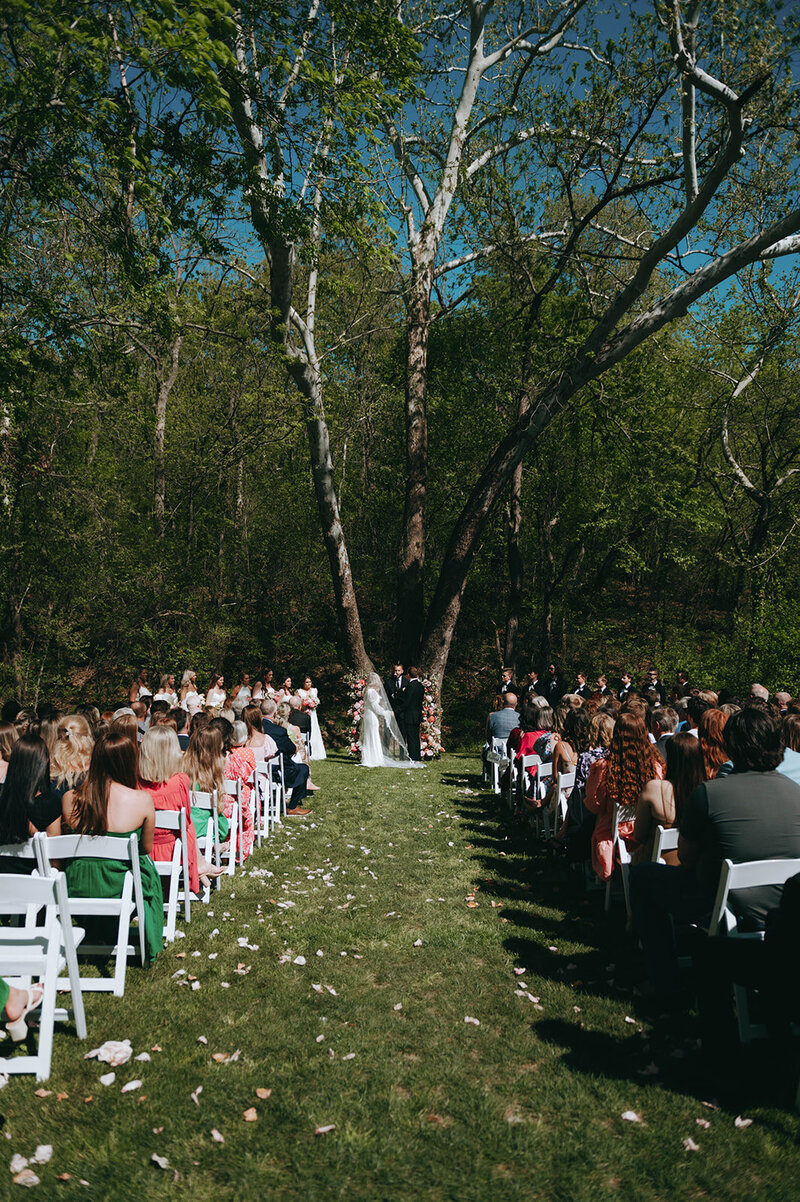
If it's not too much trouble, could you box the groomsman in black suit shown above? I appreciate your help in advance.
[386,662,408,718]
[403,667,425,761]
[500,667,519,697]
[574,671,591,699]
[618,672,633,702]
[545,663,565,704]
[521,669,542,700]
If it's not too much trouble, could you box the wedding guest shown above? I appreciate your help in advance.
[584,712,664,881]
[617,671,633,702]
[642,668,665,705]
[170,707,189,749]
[183,725,229,843]
[632,733,705,864]
[0,721,18,784]
[500,667,518,697]
[276,701,319,790]
[225,721,256,861]
[243,704,278,764]
[779,713,800,787]
[652,706,678,757]
[698,708,732,779]
[180,670,202,710]
[573,671,591,699]
[110,711,140,748]
[775,691,792,713]
[62,730,162,963]
[545,663,566,705]
[138,725,222,891]
[273,676,294,706]
[0,735,62,870]
[232,673,252,716]
[51,714,94,801]
[261,699,311,815]
[484,691,519,775]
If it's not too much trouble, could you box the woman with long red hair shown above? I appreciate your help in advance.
[584,712,664,880]
[698,708,732,779]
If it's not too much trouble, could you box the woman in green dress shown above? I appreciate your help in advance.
[62,730,163,963]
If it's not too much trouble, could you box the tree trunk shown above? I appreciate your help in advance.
[503,459,524,671]
[153,333,183,537]
[396,265,431,664]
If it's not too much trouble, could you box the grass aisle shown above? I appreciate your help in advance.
[2,754,799,1199]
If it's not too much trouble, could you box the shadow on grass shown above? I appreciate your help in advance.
[447,770,800,1111]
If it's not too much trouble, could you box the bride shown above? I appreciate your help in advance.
[359,674,420,768]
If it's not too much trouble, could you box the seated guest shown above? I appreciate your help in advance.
[775,691,792,713]
[506,702,553,803]
[484,691,519,775]
[698,708,732,779]
[0,720,19,783]
[131,700,148,740]
[138,725,222,891]
[652,706,678,756]
[275,701,319,791]
[749,682,769,702]
[149,699,170,725]
[62,730,162,963]
[261,699,311,815]
[51,714,94,801]
[632,733,705,864]
[110,711,139,748]
[779,713,800,787]
[0,735,62,870]
[630,706,800,1003]
[684,695,710,738]
[576,712,614,791]
[170,707,189,749]
[225,721,256,861]
[183,726,230,844]
[584,713,664,881]
[243,704,277,763]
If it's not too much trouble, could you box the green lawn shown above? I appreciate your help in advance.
[1,753,799,1199]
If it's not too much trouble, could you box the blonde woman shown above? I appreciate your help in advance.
[51,714,94,801]
[138,725,222,891]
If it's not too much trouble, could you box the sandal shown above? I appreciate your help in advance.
[5,983,44,1042]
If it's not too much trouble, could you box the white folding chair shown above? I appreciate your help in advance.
[604,802,632,914]
[190,790,221,898]
[555,769,576,832]
[35,833,148,997]
[269,756,286,822]
[532,761,554,838]
[0,869,87,1079]
[652,824,679,862]
[154,810,191,940]
[705,857,800,1043]
[503,749,518,811]
[222,778,243,869]
[487,737,509,794]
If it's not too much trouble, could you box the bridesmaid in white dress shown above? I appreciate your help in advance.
[206,673,227,708]
[298,676,326,760]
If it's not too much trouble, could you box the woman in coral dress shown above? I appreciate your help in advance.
[225,721,256,861]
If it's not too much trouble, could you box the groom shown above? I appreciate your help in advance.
[403,667,424,762]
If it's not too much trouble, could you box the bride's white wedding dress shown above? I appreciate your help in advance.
[359,675,421,768]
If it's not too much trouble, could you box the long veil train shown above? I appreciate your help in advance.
[359,673,422,767]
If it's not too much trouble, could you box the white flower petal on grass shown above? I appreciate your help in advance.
[121,1080,142,1094]
[624,1016,637,1025]
[735,1116,753,1129]
[621,1111,642,1123]
[197,1036,208,1045]
[12,1169,39,1187]
[84,1039,132,1066]
[151,1154,169,1169]
[311,984,323,993]
[314,1125,335,1136]
[463,1016,480,1026]
[683,1138,700,1152]
[696,1118,711,1129]
[191,1087,203,1107]
[393,1003,403,1011]
[293,955,306,966]
[135,1053,151,1062]
[316,949,324,957]
[513,967,526,976]
[211,1129,224,1144]
[342,1053,356,1060]
[99,1072,116,1087]
[413,939,423,948]
[325,985,337,996]
[10,1153,29,1173]
[191,981,201,991]
[316,1035,325,1044]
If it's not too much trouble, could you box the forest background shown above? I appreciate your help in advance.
[2,0,800,743]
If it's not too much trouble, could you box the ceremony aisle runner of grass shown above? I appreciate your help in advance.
[1,754,799,1199]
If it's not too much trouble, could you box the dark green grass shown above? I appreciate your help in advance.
[0,754,798,1199]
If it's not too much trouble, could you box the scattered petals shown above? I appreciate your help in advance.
[34,1089,52,1099]
[121,1080,142,1094]
[342,1053,356,1060]
[696,1118,711,1129]
[197,1036,208,1045]
[242,1108,258,1122]
[393,1003,402,1011]
[99,1072,116,1087]
[463,1016,480,1026]
[10,1154,29,1173]
[621,1111,642,1123]
[191,1086,203,1107]
[211,1129,224,1144]
[735,1116,753,1129]
[623,1016,637,1025]
[255,1088,272,1099]
[151,1154,169,1170]
[135,1053,151,1063]
[413,939,423,947]
[683,1138,700,1152]
[293,955,306,966]
[314,1125,335,1136]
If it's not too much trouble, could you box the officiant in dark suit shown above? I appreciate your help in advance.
[403,668,425,761]
[386,663,408,718]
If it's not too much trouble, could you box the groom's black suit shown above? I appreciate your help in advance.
[386,673,409,718]
[403,677,424,761]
